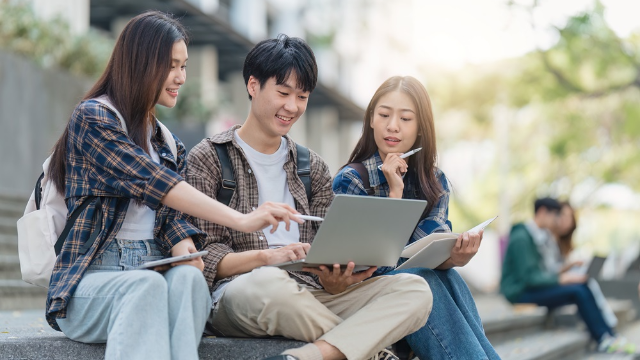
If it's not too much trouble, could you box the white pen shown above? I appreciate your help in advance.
[378,147,423,170]
[294,214,324,222]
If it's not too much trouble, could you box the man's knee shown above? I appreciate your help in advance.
[388,274,433,328]
[225,266,300,306]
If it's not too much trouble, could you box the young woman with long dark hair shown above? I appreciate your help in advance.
[333,76,499,359]
[46,11,299,360]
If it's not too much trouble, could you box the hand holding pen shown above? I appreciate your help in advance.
[377,148,422,170]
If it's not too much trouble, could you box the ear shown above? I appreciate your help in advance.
[247,76,260,98]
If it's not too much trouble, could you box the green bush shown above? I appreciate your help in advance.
[0,1,112,78]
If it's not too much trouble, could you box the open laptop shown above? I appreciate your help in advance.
[586,256,607,278]
[272,194,427,271]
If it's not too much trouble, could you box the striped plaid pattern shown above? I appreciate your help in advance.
[46,100,205,330]
[185,125,334,292]
[332,151,453,246]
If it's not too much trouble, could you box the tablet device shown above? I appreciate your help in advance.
[136,251,208,269]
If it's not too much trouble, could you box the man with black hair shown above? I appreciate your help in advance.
[186,34,431,360]
[501,197,625,353]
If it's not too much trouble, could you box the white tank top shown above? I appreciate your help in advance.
[116,141,161,240]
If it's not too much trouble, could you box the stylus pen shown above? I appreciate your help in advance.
[377,147,422,170]
[294,214,324,222]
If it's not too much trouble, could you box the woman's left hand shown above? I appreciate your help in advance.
[169,237,205,272]
[449,230,483,267]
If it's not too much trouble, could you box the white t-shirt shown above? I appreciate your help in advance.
[234,130,299,248]
[116,141,161,240]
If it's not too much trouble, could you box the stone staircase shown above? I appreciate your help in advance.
[2,193,640,359]
[0,194,47,311]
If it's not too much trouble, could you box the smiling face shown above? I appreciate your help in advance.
[247,71,309,139]
[370,90,419,161]
[156,40,188,108]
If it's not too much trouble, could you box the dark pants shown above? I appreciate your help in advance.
[517,283,614,341]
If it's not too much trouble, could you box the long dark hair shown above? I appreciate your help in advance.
[49,11,188,193]
[345,76,442,215]
[557,202,577,258]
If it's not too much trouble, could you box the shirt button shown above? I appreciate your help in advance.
[259,236,264,240]
[161,152,167,157]
[248,168,252,174]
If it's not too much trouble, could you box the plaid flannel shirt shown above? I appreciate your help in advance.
[46,100,205,331]
[185,125,334,293]
[332,151,452,244]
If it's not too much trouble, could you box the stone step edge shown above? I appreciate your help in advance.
[494,328,590,360]
[1,335,303,360]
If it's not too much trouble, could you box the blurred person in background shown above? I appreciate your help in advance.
[501,198,633,353]
[551,203,619,330]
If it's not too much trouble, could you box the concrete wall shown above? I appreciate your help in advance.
[0,50,91,197]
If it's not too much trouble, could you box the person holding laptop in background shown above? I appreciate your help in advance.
[333,76,499,359]
[186,35,432,360]
[502,197,635,354]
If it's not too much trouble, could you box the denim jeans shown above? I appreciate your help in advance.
[517,283,614,341]
[382,268,500,360]
[56,239,212,360]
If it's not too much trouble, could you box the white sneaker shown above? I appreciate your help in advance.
[369,348,400,360]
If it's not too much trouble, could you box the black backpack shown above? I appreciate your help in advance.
[213,142,312,206]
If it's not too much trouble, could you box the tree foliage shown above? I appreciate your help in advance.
[429,1,640,229]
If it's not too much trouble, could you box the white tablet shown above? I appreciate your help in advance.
[136,251,208,269]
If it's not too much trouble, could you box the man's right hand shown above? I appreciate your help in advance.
[261,242,311,265]
[559,273,588,285]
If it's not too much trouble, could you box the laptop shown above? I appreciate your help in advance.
[272,194,427,271]
[586,256,607,278]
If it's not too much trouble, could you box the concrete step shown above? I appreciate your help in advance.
[0,195,26,219]
[0,216,17,235]
[0,310,304,360]
[494,328,590,360]
[0,233,18,254]
[0,254,22,280]
[476,294,547,344]
[0,280,47,311]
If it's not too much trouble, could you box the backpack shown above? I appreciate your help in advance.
[16,97,177,288]
[213,142,312,206]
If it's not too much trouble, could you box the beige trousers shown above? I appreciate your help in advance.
[207,267,432,360]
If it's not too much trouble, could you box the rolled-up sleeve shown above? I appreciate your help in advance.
[68,101,182,210]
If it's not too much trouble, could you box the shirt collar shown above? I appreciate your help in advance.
[525,219,554,246]
[209,124,298,159]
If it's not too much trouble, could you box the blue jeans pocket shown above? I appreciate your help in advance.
[88,239,163,271]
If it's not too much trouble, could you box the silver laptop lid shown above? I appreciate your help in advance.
[304,194,427,267]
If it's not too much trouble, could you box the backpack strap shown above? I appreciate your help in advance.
[213,142,313,206]
[348,162,374,195]
[157,121,178,160]
[55,197,98,256]
[214,143,235,207]
[295,143,312,203]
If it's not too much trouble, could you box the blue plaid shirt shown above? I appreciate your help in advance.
[332,152,452,274]
[45,99,205,330]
